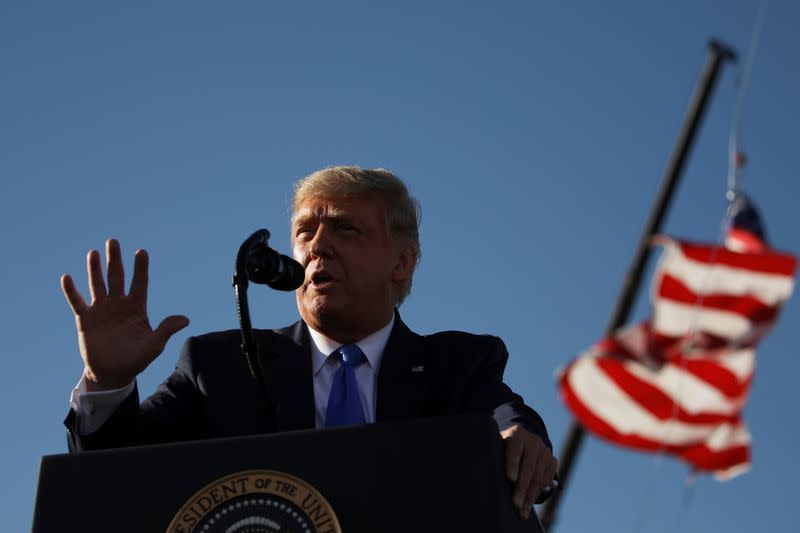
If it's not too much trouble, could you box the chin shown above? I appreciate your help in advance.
[302,295,346,325]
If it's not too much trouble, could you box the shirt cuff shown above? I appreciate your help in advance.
[69,375,135,435]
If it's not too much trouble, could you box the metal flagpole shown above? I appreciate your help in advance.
[539,39,737,531]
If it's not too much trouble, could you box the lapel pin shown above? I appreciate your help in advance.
[411,365,424,372]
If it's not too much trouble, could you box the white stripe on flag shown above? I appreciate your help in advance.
[707,348,755,381]
[706,421,750,451]
[622,360,747,416]
[653,300,755,340]
[658,244,795,304]
[567,357,745,446]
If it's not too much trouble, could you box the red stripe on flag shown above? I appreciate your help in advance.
[679,359,752,399]
[679,241,797,276]
[559,374,749,474]
[658,274,779,323]
[726,228,767,253]
[560,370,666,452]
[680,442,750,473]
[596,359,741,424]
[661,331,756,353]
[594,335,639,360]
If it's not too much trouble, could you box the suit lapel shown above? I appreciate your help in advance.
[376,314,428,422]
[257,321,316,431]
[256,315,428,428]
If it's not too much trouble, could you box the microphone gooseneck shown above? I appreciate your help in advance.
[233,228,303,432]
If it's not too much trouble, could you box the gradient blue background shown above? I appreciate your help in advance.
[2,2,798,531]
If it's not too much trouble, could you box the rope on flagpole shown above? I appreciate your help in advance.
[631,452,667,533]
[675,473,698,533]
[727,0,770,200]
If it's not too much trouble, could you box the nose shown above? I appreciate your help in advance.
[308,224,334,259]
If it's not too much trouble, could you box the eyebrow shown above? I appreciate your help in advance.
[292,206,351,227]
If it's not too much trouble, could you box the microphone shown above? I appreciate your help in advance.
[246,242,305,291]
[234,228,300,431]
[237,229,304,291]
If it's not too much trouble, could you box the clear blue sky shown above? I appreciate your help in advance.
[2,2,798,532]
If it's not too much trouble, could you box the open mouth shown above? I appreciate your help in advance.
[311,271,335,285]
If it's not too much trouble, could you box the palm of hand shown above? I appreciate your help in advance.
[76,295,162,389]
[62,240,189,391]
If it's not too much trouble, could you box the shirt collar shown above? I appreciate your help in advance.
[308,313,395,376]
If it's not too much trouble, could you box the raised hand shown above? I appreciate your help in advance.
[61,239,190,391]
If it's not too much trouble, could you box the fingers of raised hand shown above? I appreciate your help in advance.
[106,239,125,297]
[152,315,191,353]
[67,240,149,314]
[61,274,88,315]
[129,248,149,304]
[86,249,107,303]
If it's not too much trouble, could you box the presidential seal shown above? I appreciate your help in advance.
[166,470,341,533]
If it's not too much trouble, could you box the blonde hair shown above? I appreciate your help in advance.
[293,166,421,304]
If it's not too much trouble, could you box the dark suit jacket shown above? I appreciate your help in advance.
[65,314,552,455]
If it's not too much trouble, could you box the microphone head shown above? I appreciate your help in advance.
[245,244,304,291]
[245,244,274,284]
[266,257,305,291]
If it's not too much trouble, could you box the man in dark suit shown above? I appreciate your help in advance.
[61,166,557,519]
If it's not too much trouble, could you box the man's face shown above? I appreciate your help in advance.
[291,193,415,343]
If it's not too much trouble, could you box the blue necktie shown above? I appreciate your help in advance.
[325,344,367,427]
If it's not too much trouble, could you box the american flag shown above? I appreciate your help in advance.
[558,196,797,479]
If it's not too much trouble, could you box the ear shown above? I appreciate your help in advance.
[391,243,418,283]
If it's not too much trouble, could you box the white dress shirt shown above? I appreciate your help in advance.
[308,314,393,428]
[69,378,134,435]
[70,314,395,435]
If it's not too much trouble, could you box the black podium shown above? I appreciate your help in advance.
[33,414,545,532]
